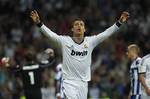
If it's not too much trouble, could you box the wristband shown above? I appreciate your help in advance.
[37,22,43,27]
[116,21,122,27]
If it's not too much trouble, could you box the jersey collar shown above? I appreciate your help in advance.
[71,37,85,45]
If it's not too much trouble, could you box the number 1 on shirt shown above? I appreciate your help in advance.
[28,71,35,85]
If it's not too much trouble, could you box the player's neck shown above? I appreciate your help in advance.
[72,34,84,44]
[131,55,138,61]
[25,61,35,65]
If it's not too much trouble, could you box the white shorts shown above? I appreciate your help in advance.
[62,79,88,99]
[141,89,150,99]
[141,79,150,99]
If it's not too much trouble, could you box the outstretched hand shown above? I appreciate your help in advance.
[45,48,54,57]
[30,10,41,24]
[119,11,130,23]
[1,57,10,67]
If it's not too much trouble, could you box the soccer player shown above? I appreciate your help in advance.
[126,44,142,99]
[2,48,55,99]
[30,10,129,99]
[139,54,150,99]
[55,63,64,99]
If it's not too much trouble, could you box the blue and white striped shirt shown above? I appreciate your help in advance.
[130,57,142,95]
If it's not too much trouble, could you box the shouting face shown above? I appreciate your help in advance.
[71,20,86,36]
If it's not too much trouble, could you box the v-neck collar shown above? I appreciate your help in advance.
[71,37,85,45]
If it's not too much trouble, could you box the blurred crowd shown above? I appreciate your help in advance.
[0,0,150,99]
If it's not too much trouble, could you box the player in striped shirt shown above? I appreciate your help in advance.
[139,54,150,99]
[30,10,129,99]
[127,44,142,99]
[55,63,64,99]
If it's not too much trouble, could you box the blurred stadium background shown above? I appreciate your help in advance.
[0,0,150,99]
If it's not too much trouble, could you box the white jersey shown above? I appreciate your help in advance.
[130,57,142,95]
[139,54,150,88]
[40,23,119,81]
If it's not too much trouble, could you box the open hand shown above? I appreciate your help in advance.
[1,57,10,67]
[30,10,41,24]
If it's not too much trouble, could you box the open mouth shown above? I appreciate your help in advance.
[77,29,81,31]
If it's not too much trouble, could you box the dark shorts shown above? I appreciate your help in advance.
[24,89,42,99]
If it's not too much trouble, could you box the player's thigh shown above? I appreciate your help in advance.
[63,82,78,99]
[32,89,42,99]
[25,89,42,99]
[24,90,31,99]
[78,85,88,99]
[62,80,88,99]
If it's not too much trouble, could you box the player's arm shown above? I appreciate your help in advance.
[30,10,61,43]
[91,11,129,47]
[1,57,21,72]
[40,59,55,68]
[139,59,150,96]
[39,48,55,68]
[0,57,10,67]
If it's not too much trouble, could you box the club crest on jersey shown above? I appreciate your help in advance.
[84,44,88,48]
[71,50,88,56]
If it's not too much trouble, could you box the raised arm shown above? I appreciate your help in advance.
[30,10,61,43]
[39,48,55,68]
[1,57,21,72]
[91,11,129,47]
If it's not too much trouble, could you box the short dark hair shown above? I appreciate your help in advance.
[24,50,36,62]
[70,18,85,28]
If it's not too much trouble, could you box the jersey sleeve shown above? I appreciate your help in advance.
[139,59,147,73]
[40,24,62,44]
[39,59,55,68]
[90,23,119,48]
[7,65,22,74]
